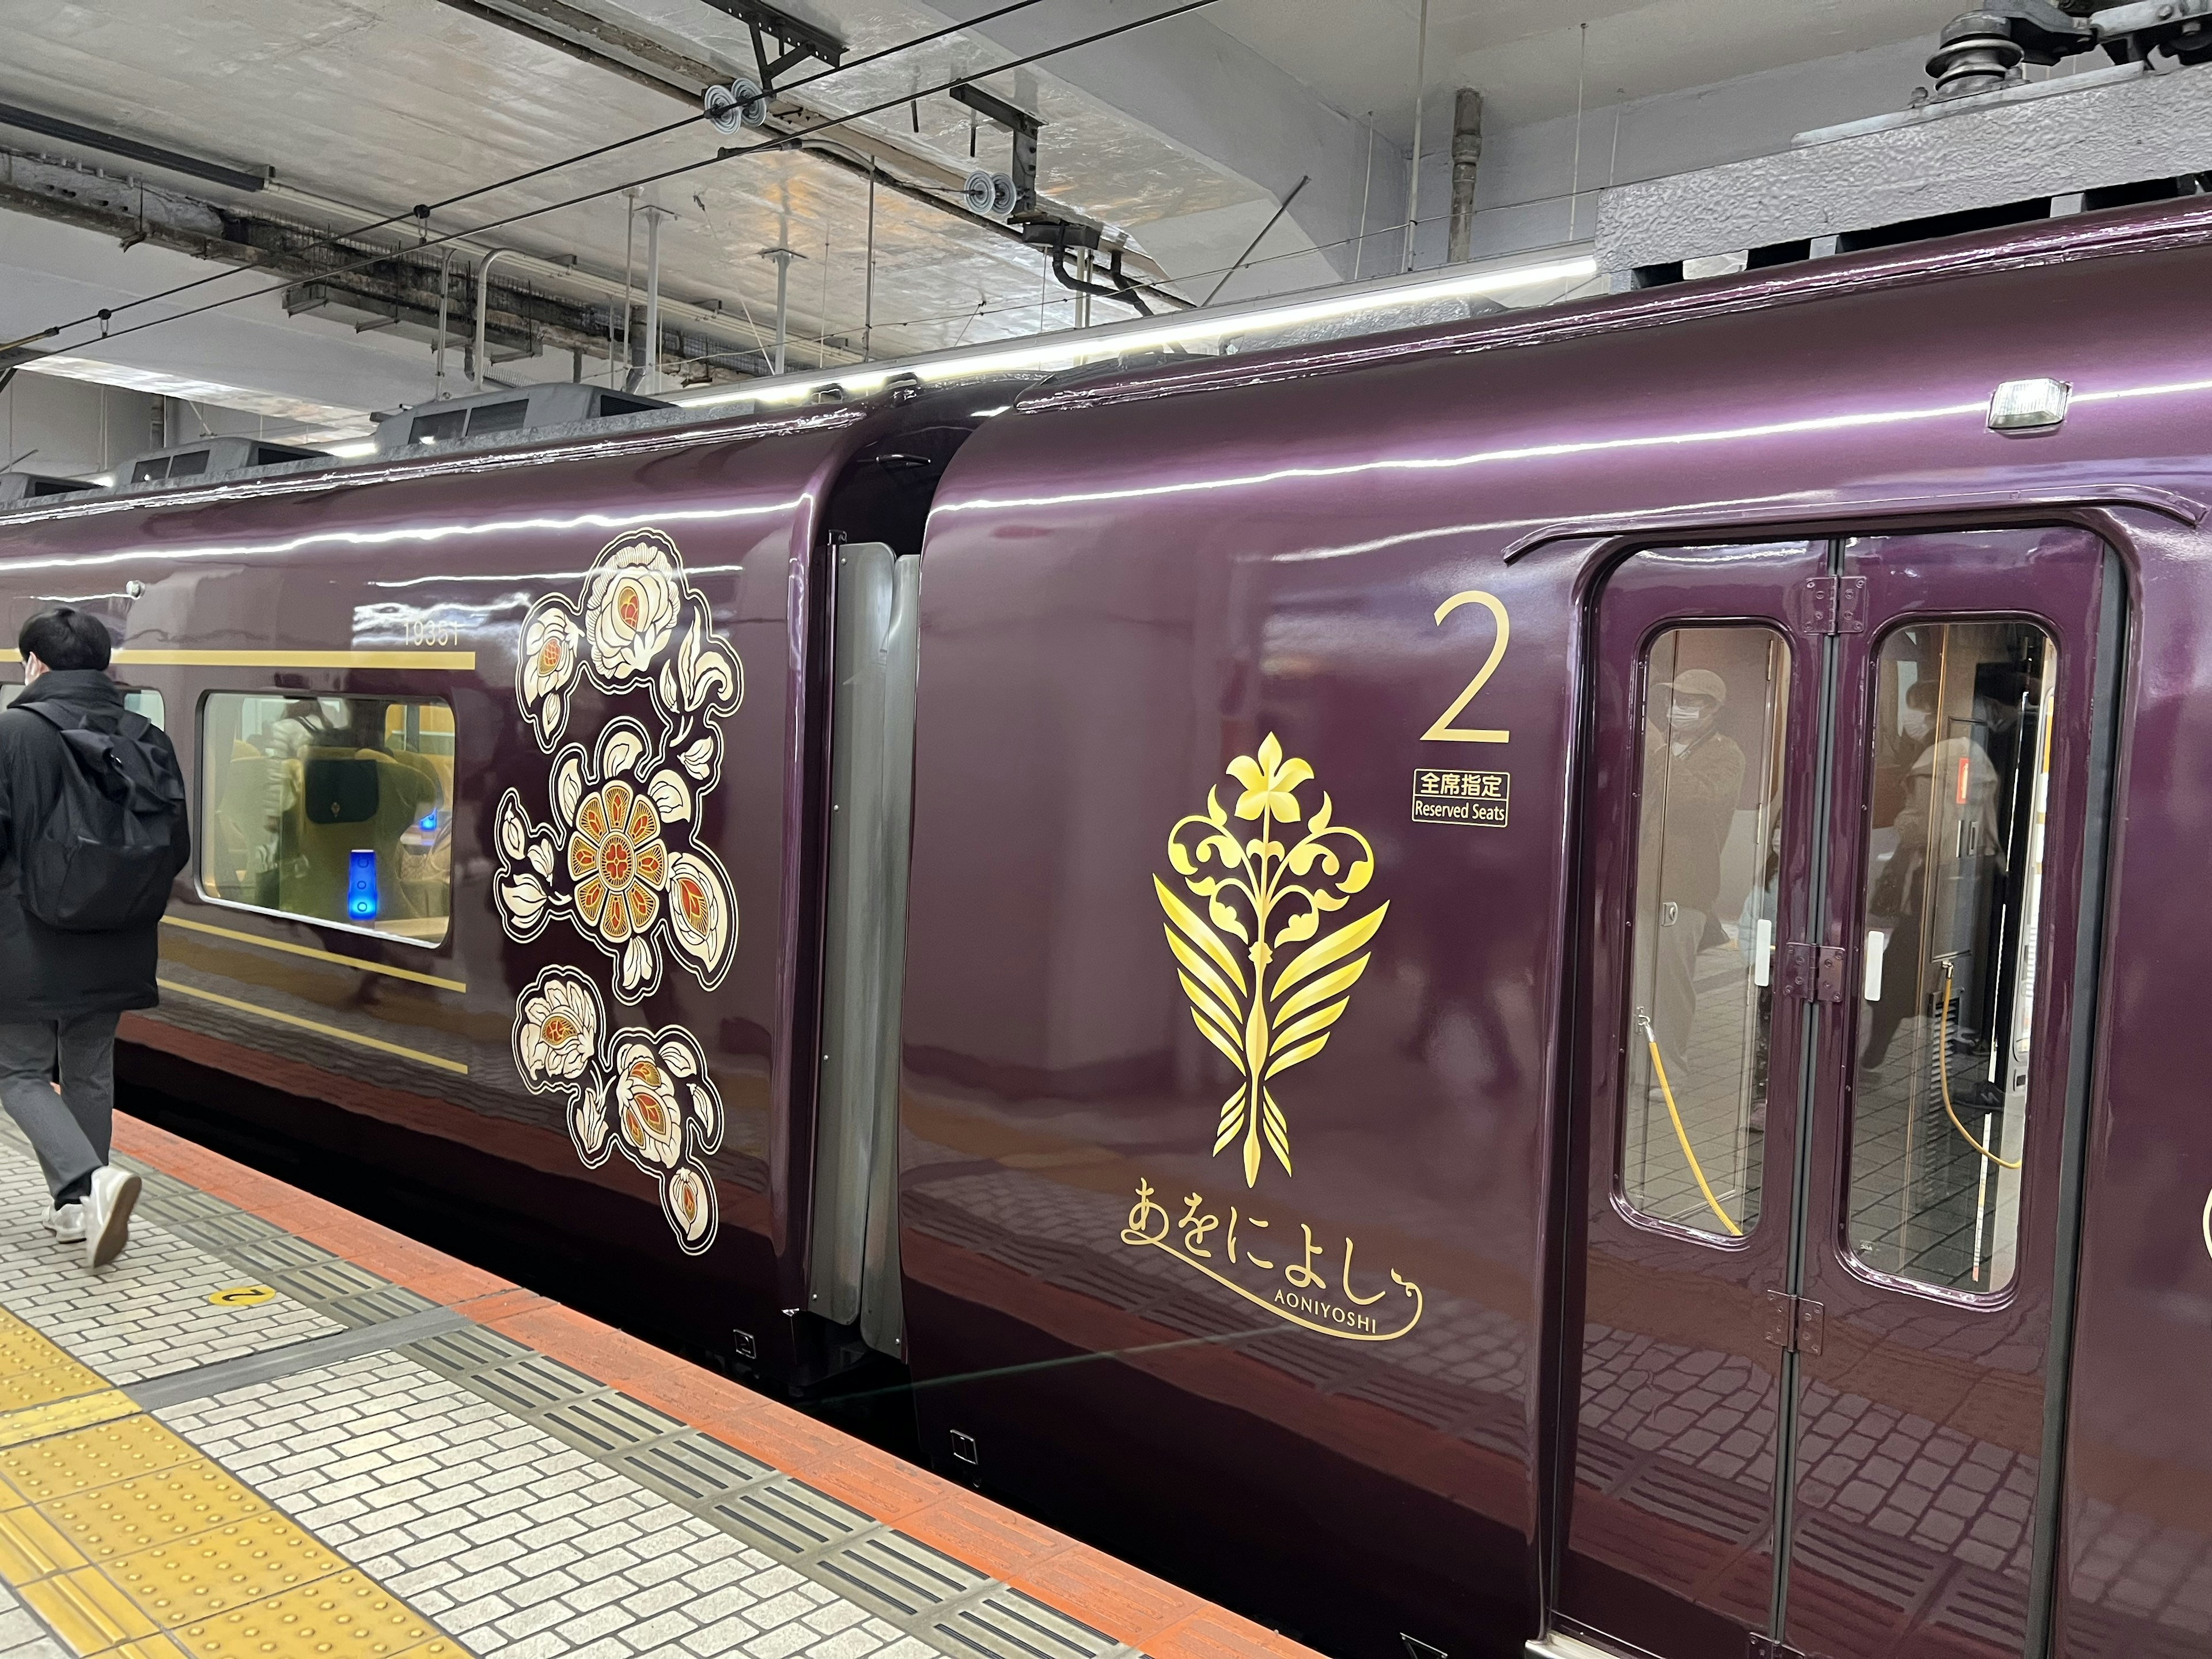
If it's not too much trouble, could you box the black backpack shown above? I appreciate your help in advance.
[18,702,187,932]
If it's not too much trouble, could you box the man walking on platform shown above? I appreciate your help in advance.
[0,607,190,1267]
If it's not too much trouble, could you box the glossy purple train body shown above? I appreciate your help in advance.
[2,196,2208,1659]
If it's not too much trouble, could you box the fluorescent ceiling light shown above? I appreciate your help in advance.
[671,253,1598,412]
[325,440,378,458]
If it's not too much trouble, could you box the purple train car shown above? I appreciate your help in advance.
[5,196,2211,1659]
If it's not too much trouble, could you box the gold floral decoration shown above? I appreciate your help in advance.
[1154,733,1388,1187]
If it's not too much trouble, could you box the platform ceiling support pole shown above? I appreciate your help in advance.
[760,246,801,374]
[639,205,668,393]
[1403,0,1429,274]
[863,160,877,361]
[433,246,465,400]
[1448,89,1483,264]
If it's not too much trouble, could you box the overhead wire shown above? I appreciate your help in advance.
[25,0,1225,359]
[2,0,1078,347]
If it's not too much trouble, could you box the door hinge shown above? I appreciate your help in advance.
[1791,575,1866,635]
[1778,942,1847,1002]
[1748,1637,1808,1659]
[1764,1290,1825,1355]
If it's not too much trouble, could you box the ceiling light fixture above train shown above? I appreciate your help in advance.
[670,252,1597,412]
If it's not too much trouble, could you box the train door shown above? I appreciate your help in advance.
[1554,528,2115,1659]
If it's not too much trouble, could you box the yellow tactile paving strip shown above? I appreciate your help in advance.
[0,1306,468,1659]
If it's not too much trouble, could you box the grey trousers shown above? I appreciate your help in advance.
[0,1012,120,1205]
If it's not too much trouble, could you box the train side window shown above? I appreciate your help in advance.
[199,692,455,945]
[1,685,159,725]
[1848,623,2054,1295]
[1619,626,1790,1241]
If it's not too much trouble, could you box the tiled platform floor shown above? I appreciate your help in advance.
[0,1111,1308,1659]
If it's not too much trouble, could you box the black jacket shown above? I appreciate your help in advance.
[0,671,192,1018]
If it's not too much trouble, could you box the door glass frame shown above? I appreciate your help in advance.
[1609,619,1794,1253]
[1555,525,2120,1659]
[1837,609,2063,1312]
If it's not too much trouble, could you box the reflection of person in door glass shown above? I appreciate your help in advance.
[1863,679,1937,1069]
[1646,668,1744,1076]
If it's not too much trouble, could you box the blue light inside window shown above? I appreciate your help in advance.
[419,813,438,831]
[347,849,379,921]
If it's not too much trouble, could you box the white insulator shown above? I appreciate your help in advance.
[705,79,768,135]
[990,173,1017,216]
[963,170,997,215]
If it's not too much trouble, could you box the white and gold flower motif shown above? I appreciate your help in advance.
[569,779,667,946]
[612,1037,684,1171]
[569,1084,612,1164]
[514,968,600,1088]
[665,849,736,988]
[518,596,584,748]
[664,1165,715,1251]
[584,534,681,683]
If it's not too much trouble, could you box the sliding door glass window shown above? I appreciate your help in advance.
[1619,626,1790,1241]
[1849,623,2055,1295]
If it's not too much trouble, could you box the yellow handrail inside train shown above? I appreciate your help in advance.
[1639,1015,1744,1238]
[1937,961,2022,1171]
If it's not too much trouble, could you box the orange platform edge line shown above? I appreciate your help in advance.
[111,1111,1322,1659]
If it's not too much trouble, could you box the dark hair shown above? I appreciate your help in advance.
[18,607,112,673]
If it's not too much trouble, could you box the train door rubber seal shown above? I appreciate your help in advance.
[2021,542,2125,1659]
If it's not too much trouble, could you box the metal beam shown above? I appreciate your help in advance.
[422,0,1188,304]
[0,151,763,381]
[0,100,267,194]
[698,1,844,74]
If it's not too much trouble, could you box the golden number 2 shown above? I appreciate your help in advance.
[1421,590,1510,743]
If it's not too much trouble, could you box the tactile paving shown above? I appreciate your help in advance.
[220,1236,334,1277]
[0,1363,107,1416]
[0,1415,200,1501]
[0,1125,1190,1659]
[709,1474,876,1560]
[393,1327,528,1377]
[815,1531,990,1621]
[0,1502,87,1580]
[260,1260,389,1306]
[610,1429,775,1505]
[921,1589,1126,1659]
[169,1573,458,1659]
[0,1388,139,1448]
[317,1286,437,1329]
[107,1510,347,1627]
[162,1214,285,1252]
[43,1463,270,1560]
[533,1388,685,1455]
[455,1353,596,1414]
[20,1565,163,1651]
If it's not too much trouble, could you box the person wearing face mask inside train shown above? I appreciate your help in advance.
[1640,668,1744,1086]
[1861,678,1946,1072]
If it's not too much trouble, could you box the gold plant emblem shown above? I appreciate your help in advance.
[1154,734,1388,1187]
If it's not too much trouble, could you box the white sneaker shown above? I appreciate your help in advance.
[43,1203,84,1243]
[81,1166,139,1269]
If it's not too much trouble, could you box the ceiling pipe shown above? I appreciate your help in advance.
[474,247,527,391]
[433,247,468,400]
[1447,90,1483,264]
[1403,0,1430,273]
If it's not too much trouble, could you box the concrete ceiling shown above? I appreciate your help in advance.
[1211,0,1957,133]
[0,0,1971,453]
